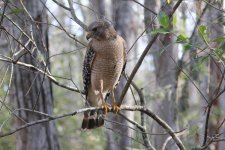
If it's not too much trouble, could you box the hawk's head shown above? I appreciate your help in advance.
[86,20,117,41]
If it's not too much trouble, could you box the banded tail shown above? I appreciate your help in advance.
[81,110,104,129]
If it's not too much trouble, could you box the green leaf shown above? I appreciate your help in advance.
[214,48,225,56]
[198,25,208,41]
[184,44,193,51]
[9,8,24,15]
[222,53,225,62]
[198,25,207,34]
[151,28,170,35]
[210,48,225,62]
[222,22,225,26]
[213,36,225,43]
[158,11,170,29]
[176,34,189,43]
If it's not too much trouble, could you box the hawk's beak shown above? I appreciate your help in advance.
[86,32,92,40]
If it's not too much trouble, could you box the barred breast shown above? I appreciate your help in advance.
[91,36,124,93]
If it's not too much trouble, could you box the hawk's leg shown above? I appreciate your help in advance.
[111,90,120,113]
[99,80,110,114]
[100,91,110,114]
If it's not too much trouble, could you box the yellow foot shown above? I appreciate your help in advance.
[102,102,110,114]
[112,102,120,113]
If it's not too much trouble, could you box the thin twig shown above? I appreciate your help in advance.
[119,0,183,105]
[162,129,186,150]
[67,0,88,31]
[0,63,13,110]
[52,0,70,10]
[125,0,157,15]
[203,0,225,13]
[119,34,159,104]
[130,81,154,150]
[170,56,209,104]
[198,136,225,150]
[119,112,156,150]
[41,0,86,46]
[0,56,82,93]
[122,106,185,150]
[105,125,146,147]
[0,0,8,26]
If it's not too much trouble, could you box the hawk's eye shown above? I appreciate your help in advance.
[92,27,97,32]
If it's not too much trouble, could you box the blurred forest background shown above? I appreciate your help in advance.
[0,0,225,149]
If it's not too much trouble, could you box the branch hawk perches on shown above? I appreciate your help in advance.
[81,20,126,129]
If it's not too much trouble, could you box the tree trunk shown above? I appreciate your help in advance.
[90,0,105,19]
[7,1,60,150]
[145,1,178,149]
[205,1,224,149]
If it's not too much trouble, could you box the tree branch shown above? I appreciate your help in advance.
[123,106,185,150]
[128,0,157,15]
[119,0,183,104]
[67,0,88,31]
[41,0,86,46]
[130,81,155,150]
[0,56,82,93]
[52,0,70,11]
[0,105,185,149]
[119,113,156,150]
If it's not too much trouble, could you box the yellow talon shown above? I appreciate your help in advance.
[112,102,120,113]
[102,102,110,114]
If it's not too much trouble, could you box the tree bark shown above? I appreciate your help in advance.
[144,1,178,149]
[90,0,105,19]
[206,1,224,149]
[6,1,60,150]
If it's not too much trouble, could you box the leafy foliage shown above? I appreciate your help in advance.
[198,25,209,42]
[158,11,170,29]
[176,34,189,43]
[151,11,171,35]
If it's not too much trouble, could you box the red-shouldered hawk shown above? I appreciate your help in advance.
[81,20,126,129]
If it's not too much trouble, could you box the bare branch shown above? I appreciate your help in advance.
[197,136,225,150]
[52,0,70,11]
[119,112,156,150]
[41,0,87,46]
[0,56,82,93]
[0,0,8,26]
[119,0,183,104]
[0,105,185,149]
[203,0,225,13]
[130,80,154,150]
[67,0,88,31]
[123,106,185,150]
[162,129,186,150]
[126,0,157,15]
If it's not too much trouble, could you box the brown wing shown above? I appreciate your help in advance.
[83,42,95,99]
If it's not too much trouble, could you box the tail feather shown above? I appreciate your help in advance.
[81,110,104,130]
[81,117,89,129]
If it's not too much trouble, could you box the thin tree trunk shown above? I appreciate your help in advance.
[7,1,60,149]
[90,0,105,19]
[205,1,223,149]
[145,1,178,149]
